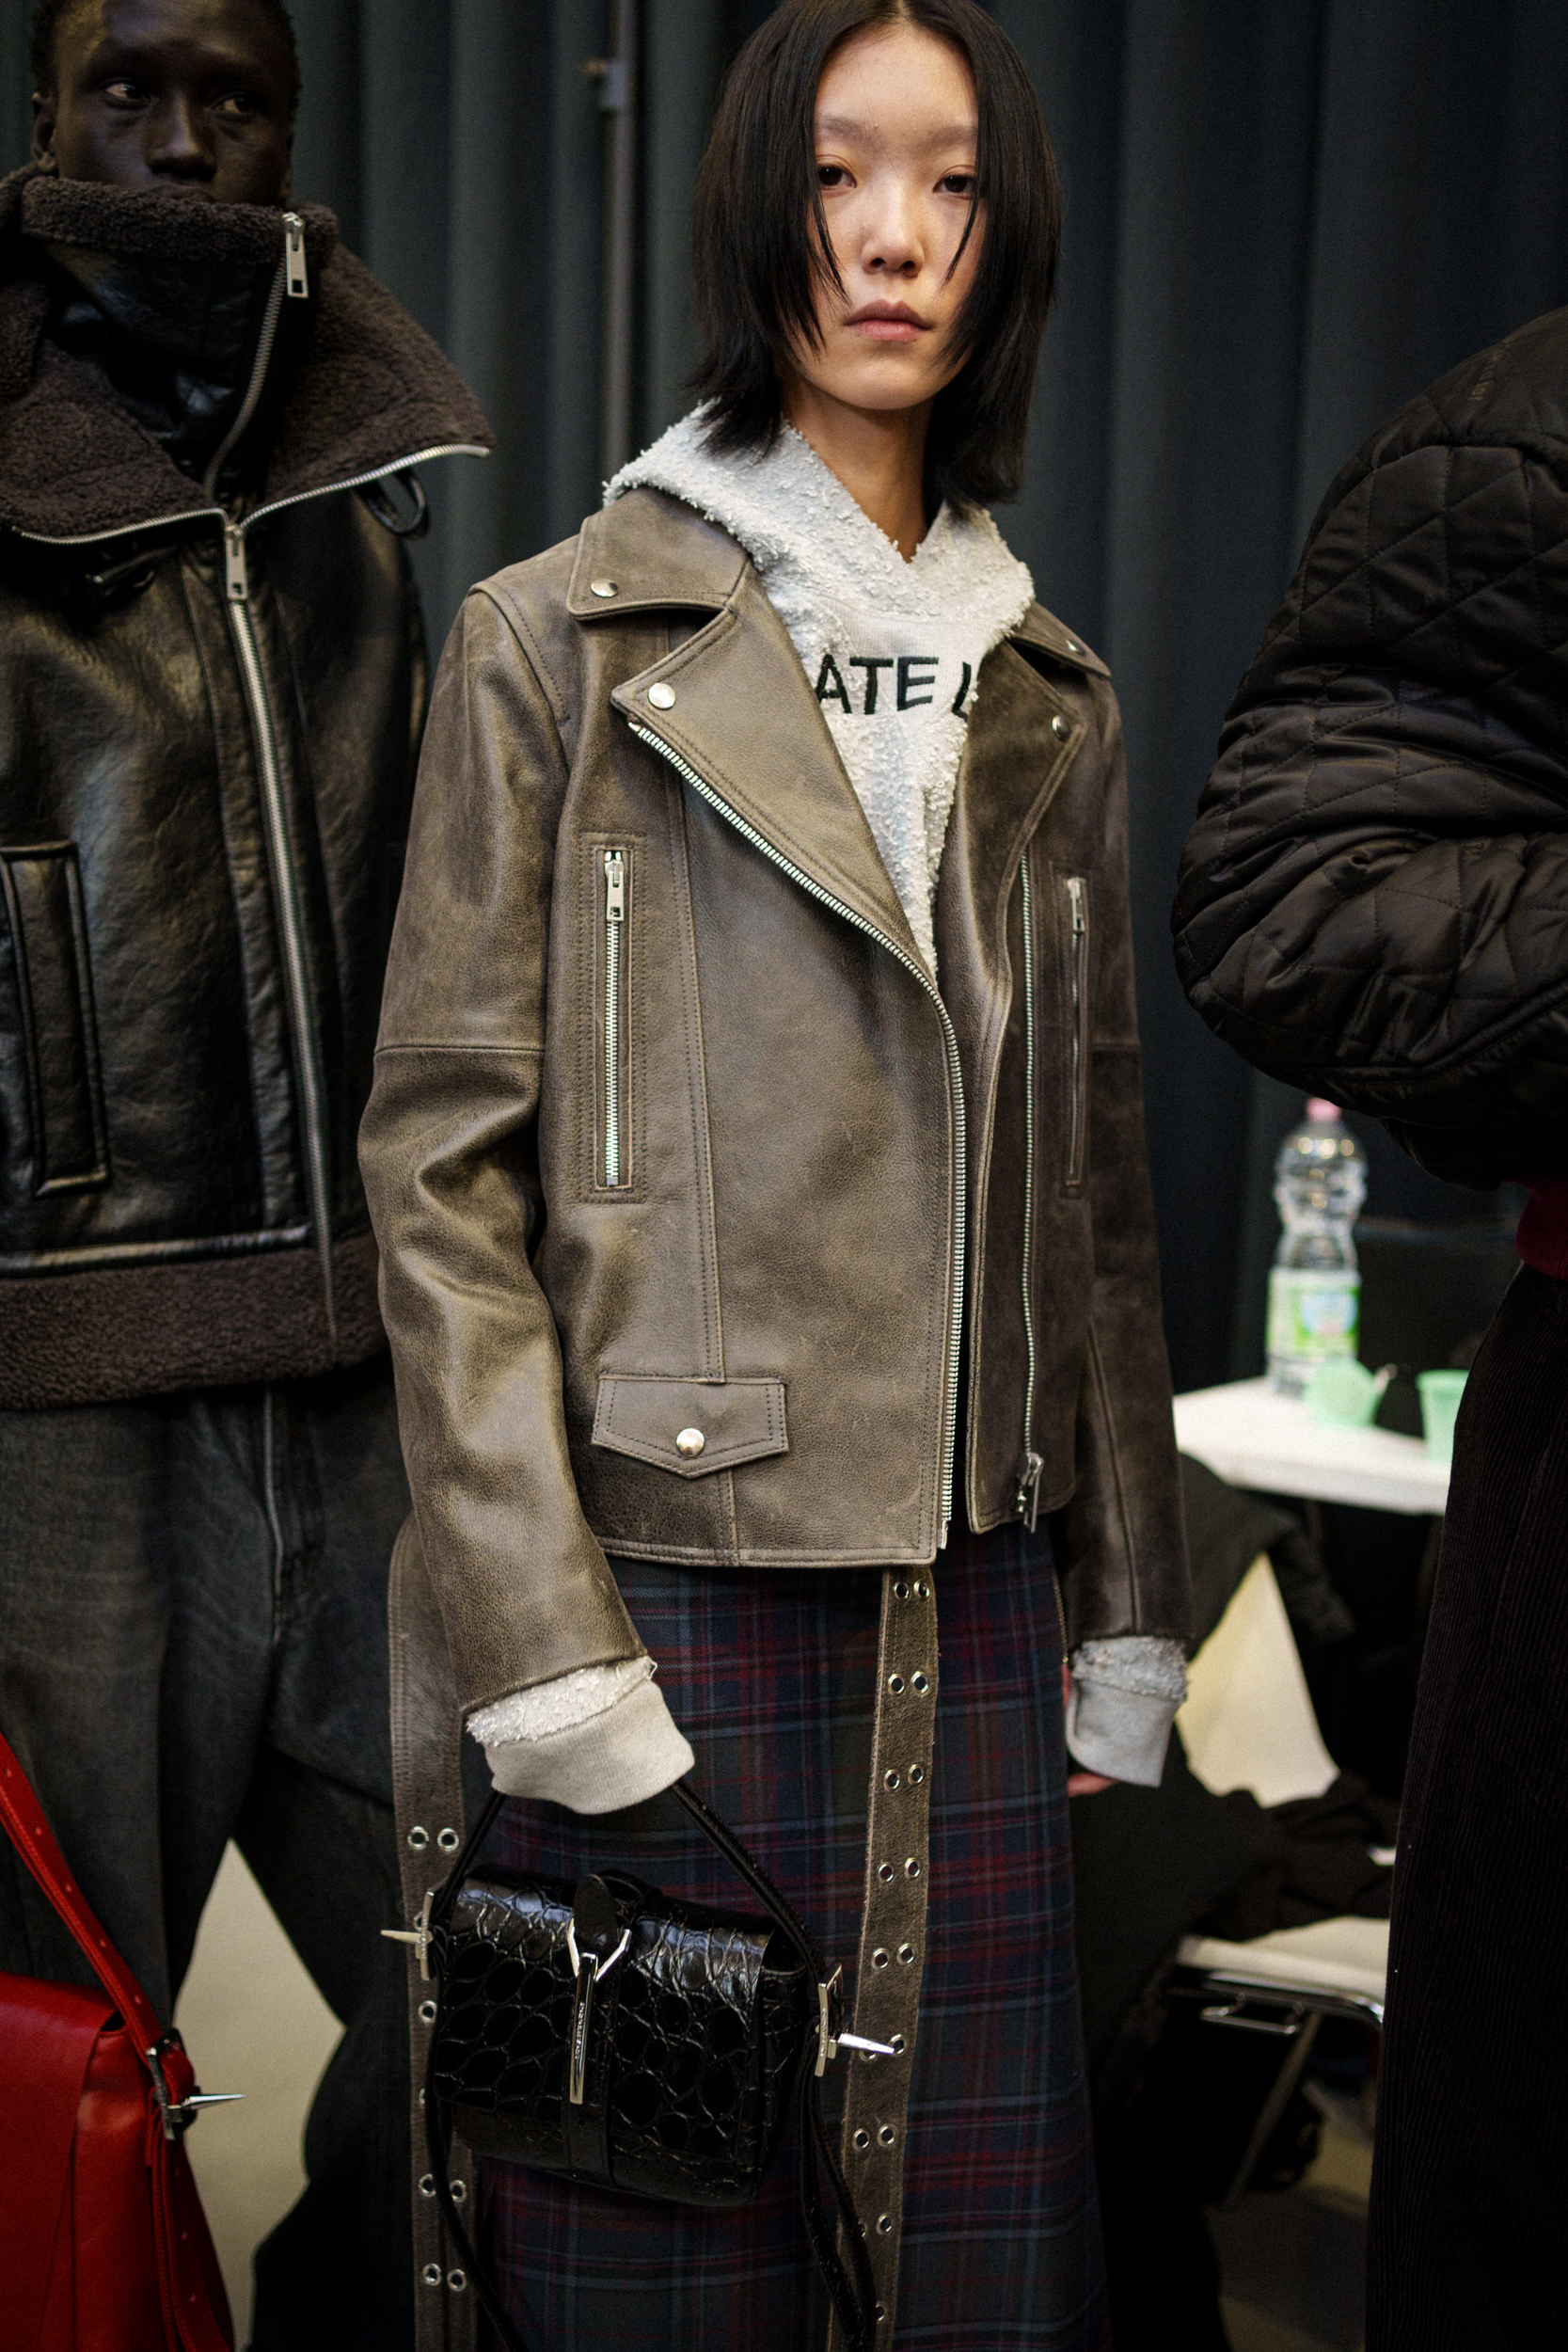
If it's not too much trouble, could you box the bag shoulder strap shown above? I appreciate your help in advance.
[0,1730,166,2059]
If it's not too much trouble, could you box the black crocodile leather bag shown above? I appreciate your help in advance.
[419,1779,879,2352]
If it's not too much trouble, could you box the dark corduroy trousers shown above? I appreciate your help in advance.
[0,1357,414,2352]
[1368,1264,1568,2348]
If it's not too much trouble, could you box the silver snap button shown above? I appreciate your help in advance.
[911,1670,929,1694]
[436,1826,460,1852]
[897,1942,915,1963]
[905,1857,921,1877]
[887,1674,905,1695]
[406,1824,429,1851]
[872,1947,890,1968]
[418,1998,437,2026]
[879,2124,895,2146]
[1051,714,1070,739]
[878,1861,895,1883]
[853,2127,871,2150]
[590,578,618,597]
[419,2173,436,2198]
[675,1426,705,1457]
[883,1769,901,1790]
[1067,638,1082,653]
[877,2214,894,2235]
[422,2265,442,2287]
[647,681,676,709]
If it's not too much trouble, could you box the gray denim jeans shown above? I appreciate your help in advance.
[0,1355,413,2352]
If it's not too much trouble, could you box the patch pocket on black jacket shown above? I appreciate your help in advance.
[0,843,110,1194]
[591,1375,789,1477]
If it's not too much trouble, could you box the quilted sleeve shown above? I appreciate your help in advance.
[1173,423,1568,1189]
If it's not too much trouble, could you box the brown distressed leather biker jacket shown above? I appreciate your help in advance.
[360,487,1191,1720]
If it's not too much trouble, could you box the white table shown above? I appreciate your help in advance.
[1173,1375,1449,1515]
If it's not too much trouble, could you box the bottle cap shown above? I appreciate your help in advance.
[1306,1097,1340,1121]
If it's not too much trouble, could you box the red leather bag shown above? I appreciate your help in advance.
[0,1732,234,2352]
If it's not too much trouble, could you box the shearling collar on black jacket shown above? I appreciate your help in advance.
[0,166,490,1406]
[1173,304,1568,1191]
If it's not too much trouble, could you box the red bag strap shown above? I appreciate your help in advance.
[0,1728,166,2062]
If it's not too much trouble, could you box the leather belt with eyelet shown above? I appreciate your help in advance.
[827,1567,939,2349]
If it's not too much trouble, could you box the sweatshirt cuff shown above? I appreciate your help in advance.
[475,1674,695,1815]
[1065,1637,1187,1788]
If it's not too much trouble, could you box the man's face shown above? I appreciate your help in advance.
[33,0,294,204]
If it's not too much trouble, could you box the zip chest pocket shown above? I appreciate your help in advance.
[590,840,640,1193]
[1058,870,1090,1192]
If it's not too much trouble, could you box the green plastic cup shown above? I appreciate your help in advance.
[1417,1369,1468,1464]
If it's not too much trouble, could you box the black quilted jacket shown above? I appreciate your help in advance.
[1173,305,1568,1192]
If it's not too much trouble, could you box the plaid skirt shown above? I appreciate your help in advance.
[482,1516,1110,2351]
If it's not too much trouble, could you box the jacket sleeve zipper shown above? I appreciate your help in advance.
[603,848,627,1187]
[629,719,967,1549]
[223,526,338,1338]
[1065,875,1088,1190]
[1016,851,1044,1528]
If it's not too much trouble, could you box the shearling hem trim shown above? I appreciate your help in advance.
[0,1230,384,1406]
[482,1678,695,1816]
[468,1657,654,1745]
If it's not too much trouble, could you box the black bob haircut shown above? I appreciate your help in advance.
[690,0,1061,509]
[30,0,303,123]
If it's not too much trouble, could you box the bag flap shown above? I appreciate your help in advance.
[0,1971,116,2349]
[591,1375,788,1478]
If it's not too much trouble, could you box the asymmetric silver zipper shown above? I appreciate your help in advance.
[629,722,968,1547]
[224,524,337,1336]
[200,211,309,501]
[603,848,626,1186]
[1065,875,1089,1188]
[1016,852,1044,1527]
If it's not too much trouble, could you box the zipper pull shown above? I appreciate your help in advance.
[604,849,625,922]
[283,212,309,299]
[1068,877,1085,938]
[1015,1451,1044,1530]
[223,524,248,603]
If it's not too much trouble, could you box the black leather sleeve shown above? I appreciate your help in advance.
[1172,317,1568,1189]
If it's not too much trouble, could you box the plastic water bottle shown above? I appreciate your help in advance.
[1266,1099,1368,1396]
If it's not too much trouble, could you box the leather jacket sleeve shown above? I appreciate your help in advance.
[1172,357,1568,1190]
[1055,694,1192,1648]
[359,586,648,1717]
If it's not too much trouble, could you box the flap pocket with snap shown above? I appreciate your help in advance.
[592,1375,788,1479]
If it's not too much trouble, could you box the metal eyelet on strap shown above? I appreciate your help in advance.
[421,2264,442,2287]
[436,1826,460,1852]
[406,1824,429,1851]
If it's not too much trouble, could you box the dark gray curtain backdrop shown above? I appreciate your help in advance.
[7,1,1568,1389]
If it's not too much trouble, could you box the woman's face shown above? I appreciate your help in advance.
[786,20,982,422]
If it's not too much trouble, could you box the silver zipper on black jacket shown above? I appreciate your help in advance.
[629,722,968,1548]
[1016,852,1044,1529]
[216,215,337,1329]
[603,848,627,1186]
[1065,875,1089,1188]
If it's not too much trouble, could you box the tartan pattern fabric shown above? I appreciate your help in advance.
[481,1518,1110,2351]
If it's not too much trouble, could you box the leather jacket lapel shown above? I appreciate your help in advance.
[610,564,927,971]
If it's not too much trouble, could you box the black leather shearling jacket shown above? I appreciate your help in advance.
[0,167,488,1406]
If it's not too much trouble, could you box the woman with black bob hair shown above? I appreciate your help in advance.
[362,3,1191,2345]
